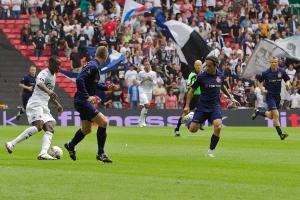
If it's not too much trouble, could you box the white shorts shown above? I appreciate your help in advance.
[26,101,55,125]
[139,92,152,105]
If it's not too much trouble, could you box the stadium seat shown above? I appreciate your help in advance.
[11,39,21,45]
[11,29,21,33]
[2,28,11,33]
[14,44,26,50]
[29,56,38,61]
[6,34,18,39]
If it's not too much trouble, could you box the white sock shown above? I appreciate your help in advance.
[139,108,148,124]
[40,131,53,155]
[10,126,39,146]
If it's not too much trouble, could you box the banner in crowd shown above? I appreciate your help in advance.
[60,48,125,79]
[121,0,151,23]
[243,37,300,78]
[155,11,211,78]
[1,109,300,127]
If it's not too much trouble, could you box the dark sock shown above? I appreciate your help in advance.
[257,110,266,117]
[175,117,182,131]
[19,108,24,115]
[69,129,85,149]
[275,126,283,136]
[97,127,107,155]
[210,134,220,150]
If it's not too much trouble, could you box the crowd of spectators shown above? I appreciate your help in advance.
[1,0,300,109]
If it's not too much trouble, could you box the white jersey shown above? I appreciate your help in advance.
[29,68,56,105]
[255,87,267,108]
[137,70,157,93]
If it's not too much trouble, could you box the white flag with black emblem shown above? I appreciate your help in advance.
[243,37,300,78]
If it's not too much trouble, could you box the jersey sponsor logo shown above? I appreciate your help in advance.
[278,73,282,78]
[216,76,221,83]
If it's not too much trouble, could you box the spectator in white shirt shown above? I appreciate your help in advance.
[290,90,300,109]
[11,0,21,19]
[1,0,11,19]
[285,64,296,81]
[125,65,138,87]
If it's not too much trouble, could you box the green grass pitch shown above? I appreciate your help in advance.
[0,126,299,200]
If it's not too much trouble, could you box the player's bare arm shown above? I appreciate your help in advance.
[37,82,58,100]
[285,81,292,91]
[221,85,240,106]
[256,80,267,94]
[19,83,33,91]
[184,88,195,114]
[50,98,64,114]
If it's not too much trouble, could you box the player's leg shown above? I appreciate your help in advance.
[91,112,112,163]
[5,104,43,153]
[208,119,222,158]
[271,109,288,140]
[187,110,207,133]
[65,120,92,161]
[139,92,149,127]
[37,121,57,160]
[65,101,94,160]
[5,120,43,154]
[174,94,188,136]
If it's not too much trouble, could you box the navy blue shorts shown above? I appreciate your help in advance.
[74,101,99,121]
[192,108,222,124]
[22,95,30,109]
[266,93,280,110]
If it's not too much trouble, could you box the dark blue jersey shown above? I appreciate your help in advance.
[74,59,108,102]
[191,69,224,112]
[258,68,290,95]
[20,74,36,97]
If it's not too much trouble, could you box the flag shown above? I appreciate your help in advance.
[275,36,300,59]
[60,48,125,78]
[121,0,151,23]
[242,37,300,78]
[155,11,211,78]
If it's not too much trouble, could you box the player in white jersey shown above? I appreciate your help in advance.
[5,56,63,160]
[137,60,157,127]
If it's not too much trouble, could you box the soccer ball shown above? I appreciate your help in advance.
[48,146,63,159]
[181,112,194,123]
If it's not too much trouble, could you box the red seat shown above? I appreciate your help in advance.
[11,29,21,33]
[60,57,68,62]
[5,20,16,24]
[14,44,23,49]
[2,28,11,33]
[10,39,21,45]
[20,15,29,19]
[28,45,34,50]
[38,56,48,61]
[29,56,38,61]
[6,34,18,39]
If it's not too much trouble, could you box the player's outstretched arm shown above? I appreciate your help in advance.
[50,98,64,114]
[184,89,195,115]
[221,85,240,107]
[37,82,58,100]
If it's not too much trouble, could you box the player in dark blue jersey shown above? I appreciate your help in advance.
[252,57,291,140]
[64,46,118,163]
[184,56,240,157]
[16,65,37,120]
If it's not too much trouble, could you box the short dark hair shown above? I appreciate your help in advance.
[206,55,219,66]
[49,55,60,67]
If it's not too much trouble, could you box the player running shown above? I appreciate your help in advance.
[174,60,203,136]
[64,46,118,163]
[137,59,157,127]
[5,56,63,160]
[183,56,240,157]
[251,57,290,140]
[16,65,37,120]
